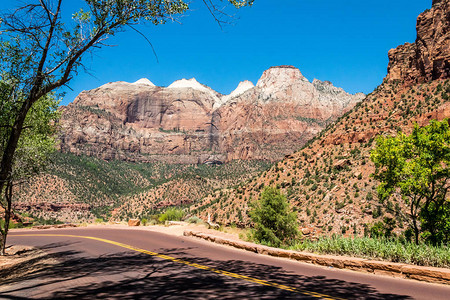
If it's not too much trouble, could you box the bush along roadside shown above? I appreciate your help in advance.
[242,229,450,268]
[184,230,450,285]
[289,236,450,268]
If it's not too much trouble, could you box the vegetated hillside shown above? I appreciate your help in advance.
[13,152,270,223]
[193,80,450,232]
[111,160,271,220]
[192,0,450,236]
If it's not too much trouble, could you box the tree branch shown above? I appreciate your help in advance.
[35,0,62,85]
[39,0,53,24]
[127,25,159,63]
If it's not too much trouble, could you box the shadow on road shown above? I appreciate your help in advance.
[0,243,412,299]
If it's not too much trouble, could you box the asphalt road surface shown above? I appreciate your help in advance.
[2,228,450,299]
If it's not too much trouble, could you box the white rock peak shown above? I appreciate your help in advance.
[168,78,224,108]
[221,80,255,104]
[133,78,155,86]
[168,78,211,93]
[256,66,308,92]
[98,81,129,89]
[230,80,255,97]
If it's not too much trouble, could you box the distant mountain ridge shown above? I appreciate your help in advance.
[59,66,364,163]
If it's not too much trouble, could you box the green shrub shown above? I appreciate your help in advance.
[370,221,385,238]
[149,219,159,225]
[0,220,25,229]
[249,186,299,247]
[159,208,185,223]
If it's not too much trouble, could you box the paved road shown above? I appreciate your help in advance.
[2,228,450,299]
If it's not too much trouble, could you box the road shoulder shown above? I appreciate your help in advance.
[0,245,59,288]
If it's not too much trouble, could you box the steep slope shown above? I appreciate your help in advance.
[59,67,364,164]
[213,67,365,161]
[192,0,450,235]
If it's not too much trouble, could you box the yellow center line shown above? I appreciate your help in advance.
[11,234,344,300]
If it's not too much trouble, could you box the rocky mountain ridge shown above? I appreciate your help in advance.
[59,66,364,163]
[192,0,450,236]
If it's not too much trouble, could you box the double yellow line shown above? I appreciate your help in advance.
[12,234,342,300]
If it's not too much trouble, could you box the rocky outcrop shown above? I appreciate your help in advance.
[387,0,450,84]
[127,219,140,226]
[221,80,254,104]
[59,67,364,163]
[210,68,365,161]
[60,81,216,163]
[14,202,91,212]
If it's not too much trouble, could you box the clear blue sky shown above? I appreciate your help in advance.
[2,1,430,105]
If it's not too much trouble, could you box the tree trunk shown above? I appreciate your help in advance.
[0,180,12,256]
[0,94,36,256]
[0,234,6,256]
[413,220,419,245]
[0,95,34,191]
[411,200,420,245]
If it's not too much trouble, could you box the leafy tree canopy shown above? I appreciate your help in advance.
[371,119,450,245]
[0,85,59,254]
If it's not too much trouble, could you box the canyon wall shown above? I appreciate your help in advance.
[59,66,364,163]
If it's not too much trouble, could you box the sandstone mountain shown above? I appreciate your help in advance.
[387,0,450,85]
[59,66,364,164]
[192,0,450,236]
[17,1,449,227]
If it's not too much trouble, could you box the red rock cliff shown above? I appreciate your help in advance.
[59,67,364,163]
[387,0,450,84]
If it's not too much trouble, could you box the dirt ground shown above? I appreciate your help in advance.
[0,245,59,285]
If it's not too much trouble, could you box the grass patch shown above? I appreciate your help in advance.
[185,216,204,224]
[289,236,450,268]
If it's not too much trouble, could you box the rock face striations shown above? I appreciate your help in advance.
[210,67,364,161]
[387,0,450,85]
[59,66,364,163]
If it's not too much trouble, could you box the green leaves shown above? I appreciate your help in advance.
[371,119,450,245]
[249,186,299,247]
[72,8,92,23]
[0,90,60,181]
[84,0,189,29]
[229,0,255,8]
